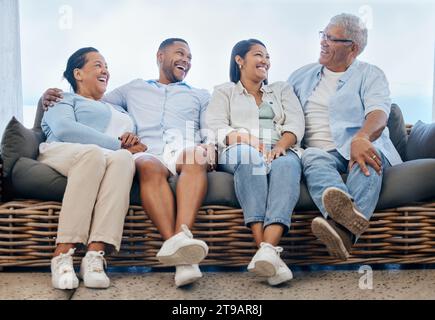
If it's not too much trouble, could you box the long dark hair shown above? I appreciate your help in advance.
[230,39,268,85]
[63,47,99,92]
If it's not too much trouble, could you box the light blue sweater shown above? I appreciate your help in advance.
[41,92,136,150]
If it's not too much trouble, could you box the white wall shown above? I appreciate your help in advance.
[0,0,23,135]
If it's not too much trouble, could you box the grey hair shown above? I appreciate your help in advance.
[328,13,368,55]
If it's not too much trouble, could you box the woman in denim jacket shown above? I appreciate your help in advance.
[206,39,305,286]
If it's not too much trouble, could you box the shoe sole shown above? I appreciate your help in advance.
[78,270,110,289]
[53,278,79,290]
[248,260,277,278]
[157,244,207,266]
[83,280,110,289]
[322,187,370,236]
[176,274,203,288]
[268,271,293,286]
[311,218,350,261]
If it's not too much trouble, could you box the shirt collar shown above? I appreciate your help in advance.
[317,60,360,84]
[146,79,192,89]
[235,81,273,95]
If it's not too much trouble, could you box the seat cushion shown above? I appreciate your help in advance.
[377,159,435,209]
[129,171,240,207]
[11,157,435,212]
[12,157,67,201]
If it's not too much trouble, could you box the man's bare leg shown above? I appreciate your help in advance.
[174,147,208,233]
[136,156,176,240]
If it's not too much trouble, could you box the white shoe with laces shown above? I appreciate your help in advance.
[79,251,110,289]
[248,242,293,286]
[267,256,293,286]
[175,264,203,288]
[51,248,79,290]
[157,225,209,266]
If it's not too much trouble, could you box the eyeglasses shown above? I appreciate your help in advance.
[319,31,353,44]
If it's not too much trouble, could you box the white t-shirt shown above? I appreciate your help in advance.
[104,103,134,139]
[304,68,345,151]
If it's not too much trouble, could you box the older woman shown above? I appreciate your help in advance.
[39,47,146,290]
[206,39,305,286]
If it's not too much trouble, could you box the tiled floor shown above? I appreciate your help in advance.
[1,267,435,300]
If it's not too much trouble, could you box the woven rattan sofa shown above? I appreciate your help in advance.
[1,103,435,269]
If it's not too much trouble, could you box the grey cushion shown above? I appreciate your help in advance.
[13,157,435,211]
[12,157,67,201]
[0,117,45,178]
[406,121,435,161]
[377,159,435,209]
[12,159,243,207]
[7,102,435,211]
[387,104,408,161]
[129,171,240,207]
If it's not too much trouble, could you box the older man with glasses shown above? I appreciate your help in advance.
[288,13,402,260]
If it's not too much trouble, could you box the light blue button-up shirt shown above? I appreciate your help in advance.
[102,79,210,156]
[42,92,133,151]
[288,60,403,166]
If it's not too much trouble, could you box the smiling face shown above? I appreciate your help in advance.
[157,41,192,84]
[236,44,270,84]
[74,52,110,100]
[319,25,358,72]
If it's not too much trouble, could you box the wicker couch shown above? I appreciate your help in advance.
[1,104,435,269]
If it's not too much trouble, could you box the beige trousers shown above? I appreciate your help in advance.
[38,143,135,252]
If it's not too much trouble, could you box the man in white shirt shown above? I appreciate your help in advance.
[288,14,402,260]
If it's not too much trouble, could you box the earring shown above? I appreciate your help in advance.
[239,64,242,69]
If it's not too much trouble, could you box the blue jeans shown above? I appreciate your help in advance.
[301,148,391,221]
[218,144,302,232]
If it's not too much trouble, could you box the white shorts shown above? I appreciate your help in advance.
[133,141,196,176]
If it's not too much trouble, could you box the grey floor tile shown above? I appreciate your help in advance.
[0,273,73,300]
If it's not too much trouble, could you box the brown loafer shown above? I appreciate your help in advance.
[311,217,353,260]
[322,187,370,236]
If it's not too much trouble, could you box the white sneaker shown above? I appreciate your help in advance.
[79,251,110,289]
[51,248,79,290]
[175,264,203,288]
[267,257,293,286]
[248,242,293,286]
[156,225,209,266]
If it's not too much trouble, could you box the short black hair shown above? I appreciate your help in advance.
[230,39,268,85]
[63,47,99,92]
[158,38,189,51]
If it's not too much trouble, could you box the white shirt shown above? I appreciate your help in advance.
[304,68,344,151]
[104,103,135,139]
[206,81,305,156]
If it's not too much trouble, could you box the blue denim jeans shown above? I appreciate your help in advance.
[218,144,302,232]
[301,148,391,220]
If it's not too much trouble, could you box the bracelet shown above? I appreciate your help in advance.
[351,137,370,143]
